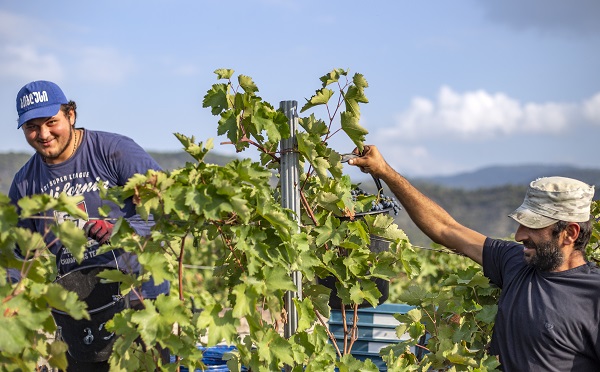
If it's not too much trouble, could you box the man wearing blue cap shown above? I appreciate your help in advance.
[349,145,598,372]
[10,81,170,371]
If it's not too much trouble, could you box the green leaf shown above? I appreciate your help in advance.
[264,266,297,292]
[46,339,68,371]
[319,68,347,87]
[43,282,89,320]
[255,329,294,366]
[312,156,333,185]
[238,74,258,93]
[154,294,190,325]
[0,310,29,353]
[300,88,334,113]
[443,342,479,367]
[338,353,379,371]
[137,252,172,284]
[56,193,88,220]
[203,83,230,115]
[475,304,498,324]
[96,269,137,294]
[349,279,381,307]
[232,283,258,318]
[0,202,19,231]
[13,227,47,259]
[251,105,285,144]
[175,133,214,162]
[314,217,343,248]
[302,283,331,319]
[52,221,87,263]
[298,114,328,136]
[219,111,241,145]
[407,321,426,340]
[131,300,165,345]
[398,285,439,306]
[352,73,368,90]
[215,68,234,79]
[196,305,239,345]
[293,297,317,332]
[340,111,368,150]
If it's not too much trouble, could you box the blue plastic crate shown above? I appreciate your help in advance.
[328,303,422,371]
[329,323,405,340]
[329,303,415,325]
[172,345,248,371]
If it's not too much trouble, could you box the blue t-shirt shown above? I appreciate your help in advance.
[9,129,169,298]
[483,237,600,371]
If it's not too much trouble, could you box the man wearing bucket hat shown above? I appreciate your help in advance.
[9,81,170,371]
[349,145,598,371]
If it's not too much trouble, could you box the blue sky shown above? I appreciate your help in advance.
[1,0,598,177]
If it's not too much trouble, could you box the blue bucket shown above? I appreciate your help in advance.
[172,345,247,371]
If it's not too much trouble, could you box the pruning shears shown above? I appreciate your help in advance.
[340,152,384,193]
[340,153,359,163]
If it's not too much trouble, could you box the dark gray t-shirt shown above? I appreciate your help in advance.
[9,129,169,298]
[483,237,600,371]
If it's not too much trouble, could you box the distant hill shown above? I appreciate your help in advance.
[417,164,600,197]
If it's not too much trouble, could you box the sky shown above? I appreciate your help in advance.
[1,0,599,177]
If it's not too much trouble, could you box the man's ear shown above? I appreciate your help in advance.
[68,110,75,125]
[563,223,581,245]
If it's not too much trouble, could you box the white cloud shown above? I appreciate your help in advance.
[74,47,136,84]
[0,10,41,43]
[0,11,64,81]
[381,86,592,141]
[583,93,600,124]
[0,10,135,85]
[0,44,64,81]
[366,143,466,177]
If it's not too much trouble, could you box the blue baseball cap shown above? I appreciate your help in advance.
[16,81,68,129]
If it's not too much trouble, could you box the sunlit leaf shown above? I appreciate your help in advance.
[300,88,334,113]
[215,68,235,79]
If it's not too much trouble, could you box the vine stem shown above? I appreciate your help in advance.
[346,303,359,354]
[216,225,244,269]
[341,305,348,354]
[299,190,318,226]
[315,311,343,358]
[178,233,188,302]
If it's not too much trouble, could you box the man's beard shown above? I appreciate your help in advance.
[526,238,563,272]
[37,126,74,161]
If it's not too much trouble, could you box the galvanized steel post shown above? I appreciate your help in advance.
[279,100,302,341]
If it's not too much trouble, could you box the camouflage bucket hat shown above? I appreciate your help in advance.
[509,176,594,229]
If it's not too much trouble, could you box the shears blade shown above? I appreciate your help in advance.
[340,153,359,163]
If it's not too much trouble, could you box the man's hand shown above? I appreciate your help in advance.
[348,145,391,179]
[83,220,114,245]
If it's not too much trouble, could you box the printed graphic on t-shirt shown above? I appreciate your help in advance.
[40,171,108,198]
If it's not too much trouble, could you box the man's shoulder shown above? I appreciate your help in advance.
[85,129,134,143]
[585,261,600,275]
[12,154,40,180]
[484,237,522,251]
[84,129,142,153]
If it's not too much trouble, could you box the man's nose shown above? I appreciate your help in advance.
[514,224,527,242]
[37,124,50,139]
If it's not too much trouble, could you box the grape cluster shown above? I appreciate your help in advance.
[350,187,402,215]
